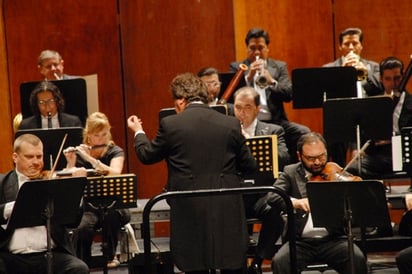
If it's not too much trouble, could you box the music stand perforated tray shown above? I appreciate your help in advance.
[245,135,278,179]
[84,174,137,209]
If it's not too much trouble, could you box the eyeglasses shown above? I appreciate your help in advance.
[205,81,221,88]
[38,99,56,106]
[302,152,327,162]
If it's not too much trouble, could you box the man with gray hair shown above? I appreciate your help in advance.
[37,49,77,80]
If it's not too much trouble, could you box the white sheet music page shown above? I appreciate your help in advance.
[392,135,403,171]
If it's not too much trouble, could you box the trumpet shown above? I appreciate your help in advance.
[255,56,269,88]
[346,50,368,81]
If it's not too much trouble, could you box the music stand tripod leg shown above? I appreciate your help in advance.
[344,198,356,274]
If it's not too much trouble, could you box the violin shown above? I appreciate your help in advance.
[309,162,362,182]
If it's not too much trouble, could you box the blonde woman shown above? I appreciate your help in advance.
[64,112,130,268]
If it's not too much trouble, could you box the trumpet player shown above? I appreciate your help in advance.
[37,50,78,81]
[323,27,381,97]
[230,27,310,164]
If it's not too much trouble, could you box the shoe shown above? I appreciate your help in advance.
[249,236,257,245]
[247,263,262,274]
[107,258,120,268]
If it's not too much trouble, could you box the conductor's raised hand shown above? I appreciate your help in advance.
[127,115,143,132]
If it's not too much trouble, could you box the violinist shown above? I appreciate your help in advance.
[0,134,89,273]
[63,112,130,268]
[268,132,367,274]
[346,56,412,179]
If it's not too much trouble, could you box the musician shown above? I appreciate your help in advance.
[230,27,310,163]
[267,132,367,274]
[18,81,82,130]
[323,27,382,97]
[346,56,412,179]
[127,73,257,274]
[0,134,89,274]
[38,49,78,81]
[197,67,222,105]
[233,86,289,274]
[397,194,412,273]
[63,111,130,268]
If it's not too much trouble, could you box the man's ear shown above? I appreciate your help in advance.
[296,151,302,162]
[174,98,187,113]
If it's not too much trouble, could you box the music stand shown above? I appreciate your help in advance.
[306,180,391,274]
[323,96,393,174]
[15,127,83,171]
[84,174,137,274]
[7,177,87,274]
[219,72,247,104]
[20,78,88,126]
[292,67,357,109]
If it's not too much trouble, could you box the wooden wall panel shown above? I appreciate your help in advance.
[233,0,335,135]
[119,0,236,198]
[2,0,125,170]
[0,0,13,171]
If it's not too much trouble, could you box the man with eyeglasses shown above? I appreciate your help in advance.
[37,50,78,81]
[267,132,367,274]
[229,28,310,163]
[197,67,222,105]
[18,81,82,130]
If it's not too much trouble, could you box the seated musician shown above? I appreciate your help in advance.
[346,56,412,179]
[267,132,367,274]
[397,194,412,273]
[18,81,82,130]
[0,134,89,273]
[197,66,234,115]
[233,86,290,274]
[63,111,130,268]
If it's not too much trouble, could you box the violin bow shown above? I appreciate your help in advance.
[48,134,68,179]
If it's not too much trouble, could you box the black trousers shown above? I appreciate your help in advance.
[0,250,89,274]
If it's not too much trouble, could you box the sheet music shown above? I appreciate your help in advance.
[392,135,403,171]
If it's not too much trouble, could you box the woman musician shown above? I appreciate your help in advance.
[63,111,130,268]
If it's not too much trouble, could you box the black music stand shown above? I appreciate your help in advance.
[292,67,357,109]
[7,177,87,274]
[83,174,137,274]
[15,127,83,170]
[307,180,391,274]
[20,78,88,126]
[323,96,393,174]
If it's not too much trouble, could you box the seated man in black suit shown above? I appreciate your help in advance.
[233,87,290,274]
[18,81,82,130]
[0,133,88,274]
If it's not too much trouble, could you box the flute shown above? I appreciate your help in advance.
[63,144,108,154]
